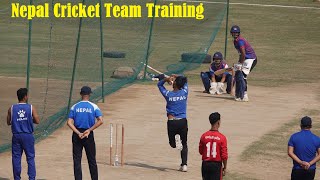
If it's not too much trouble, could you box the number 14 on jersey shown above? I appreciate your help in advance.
[206,142,217,158]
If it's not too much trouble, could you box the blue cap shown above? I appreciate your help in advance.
[301,116,312,127]
[80,86,92,95]
[213,52,223,60]
[230,25,240,33]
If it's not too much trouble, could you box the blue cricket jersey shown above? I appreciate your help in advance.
[157,80,188,119]
[233,36,256,59]
[11,103,34,134]
[69,101,103,129]
[288,130,320,170]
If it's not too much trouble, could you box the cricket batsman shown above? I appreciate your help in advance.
[230,25,257,101]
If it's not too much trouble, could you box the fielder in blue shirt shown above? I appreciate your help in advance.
[288,116,320,180]
[67,86,103,180]
[7,88,40,180]
[157,74,189,172]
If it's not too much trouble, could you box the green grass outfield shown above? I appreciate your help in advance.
[1,0,319,86]
[238,109,320,179]
[186,0,320,87]
[241,109,320,162]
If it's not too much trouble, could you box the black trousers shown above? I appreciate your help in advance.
[201,161,222,180]
[291,169,315,180]
[167,118,188,166]
[72,129,98,180]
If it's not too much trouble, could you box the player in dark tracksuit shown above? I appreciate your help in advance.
[199,112,228,180]
[7,88,40,180]
[157,75,189,172]
[67,86,104,180]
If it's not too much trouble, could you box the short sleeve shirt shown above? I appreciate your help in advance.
[69,101,102,129]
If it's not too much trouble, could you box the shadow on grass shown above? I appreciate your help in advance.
[125,162,179,172]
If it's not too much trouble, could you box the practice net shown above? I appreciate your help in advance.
[0,0,227,152]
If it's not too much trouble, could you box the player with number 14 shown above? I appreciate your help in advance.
[199,112,228,180]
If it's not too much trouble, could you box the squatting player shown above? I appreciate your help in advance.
[200,52,232,95]
[199,112,228,180]
[231,25,257,101]
[157,74,189,172]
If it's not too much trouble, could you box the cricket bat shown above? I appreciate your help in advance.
[230,68,235,96]
[140,62,169,81]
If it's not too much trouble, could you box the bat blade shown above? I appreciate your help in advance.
[140,62,169,78]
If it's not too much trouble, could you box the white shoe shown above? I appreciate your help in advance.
[235,97,242,101]
[179,165,187,172]
[175,135,183,151]
[243,93,249,102]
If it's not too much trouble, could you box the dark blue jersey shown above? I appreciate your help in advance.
[69,101,103,129]
[157,80,188,119]
[288,130,320,170]
[11,103,34,134]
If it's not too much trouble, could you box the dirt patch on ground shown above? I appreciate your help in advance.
[0,82,319,180]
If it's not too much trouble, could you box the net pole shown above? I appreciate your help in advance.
[143,0,157,80]
[67,0,85,112]
[99,0,105,103]
[224,0,230,59]
[26,0,33,92]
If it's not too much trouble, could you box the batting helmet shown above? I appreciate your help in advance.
[230,25,240,33]
[212,52,223,60]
